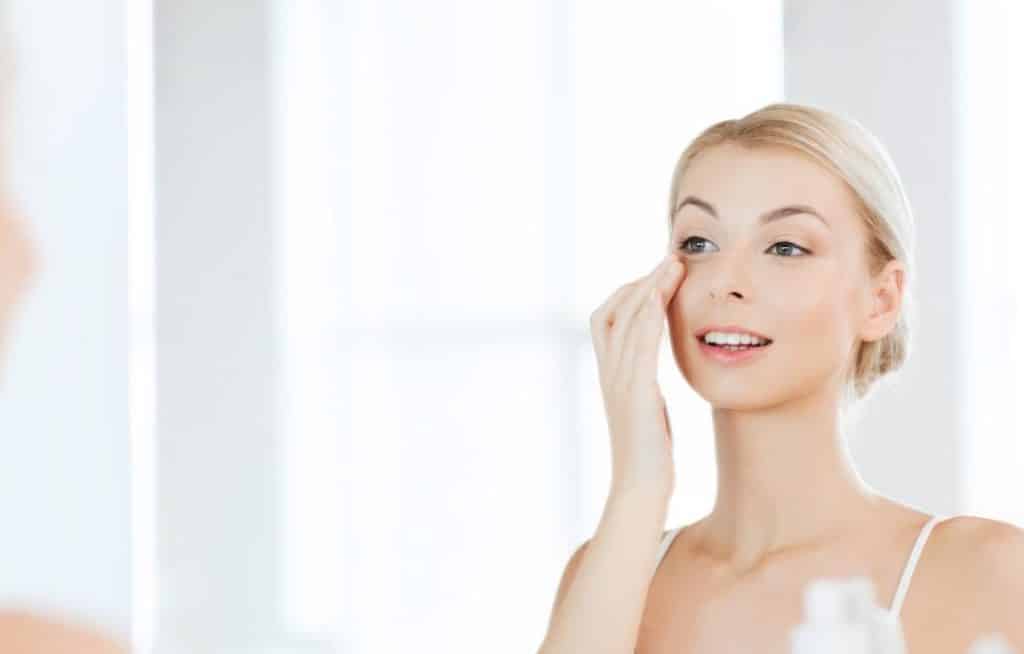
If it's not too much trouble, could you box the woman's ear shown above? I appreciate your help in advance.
[858,259,904,343]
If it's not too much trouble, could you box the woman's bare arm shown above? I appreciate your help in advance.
[538,484,672,654]
[537,255,685,653]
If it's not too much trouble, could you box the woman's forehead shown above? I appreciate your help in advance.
[675,144,858,227]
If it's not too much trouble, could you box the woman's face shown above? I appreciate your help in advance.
[665,143,897,409]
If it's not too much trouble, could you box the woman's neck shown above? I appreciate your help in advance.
[692,386,882,574]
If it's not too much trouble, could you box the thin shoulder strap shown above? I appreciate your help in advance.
[889,514,946,616]
[654,526,684,569]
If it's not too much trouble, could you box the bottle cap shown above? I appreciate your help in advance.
[968,633,1018,654]
[803,578,848,621]
[844,576,878,620]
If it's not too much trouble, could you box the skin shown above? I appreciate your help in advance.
[0,209,127,652]
[628,142,1024,653]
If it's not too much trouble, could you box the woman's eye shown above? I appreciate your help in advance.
[676,237,810,257]
[767,241,810,257]
[677,236,715,254]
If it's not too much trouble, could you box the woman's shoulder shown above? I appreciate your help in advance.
[922,514,1024,587]
[919,514,1024,641]
[929,514,1024,559]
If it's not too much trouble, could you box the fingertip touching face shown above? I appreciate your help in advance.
[664,142,879,409]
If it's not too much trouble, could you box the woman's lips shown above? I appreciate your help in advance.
[696,337,773,365]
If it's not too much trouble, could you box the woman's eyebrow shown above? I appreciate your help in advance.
[673,195,831,230]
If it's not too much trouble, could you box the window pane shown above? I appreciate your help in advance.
[346,1,554,324]
[328,339,570,652]
[959,0,1024,525]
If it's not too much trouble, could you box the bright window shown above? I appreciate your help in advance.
[274,1,783,651]
[957,0,1024,526]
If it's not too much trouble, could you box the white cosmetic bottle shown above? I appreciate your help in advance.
[791,576,908,654]
[967,633,1018,654]
[791,577,873,654]
[844,576,908,654]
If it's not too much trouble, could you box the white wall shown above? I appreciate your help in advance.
[0,0,131,640]
[154,1,287,652]
[784,0,963,517]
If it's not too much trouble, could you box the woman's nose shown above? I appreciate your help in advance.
[705,251,753,301]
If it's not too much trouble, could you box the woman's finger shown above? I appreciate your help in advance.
[590,281,636,358]
[608,257,680,367]
[618,286,663,386]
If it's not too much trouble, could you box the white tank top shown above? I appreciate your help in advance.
[652,514,949,617]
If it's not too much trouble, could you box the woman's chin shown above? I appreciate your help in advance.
[704,396,772,411]
[690,378,783,410]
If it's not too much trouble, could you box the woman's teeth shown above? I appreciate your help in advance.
[701,332,772,348]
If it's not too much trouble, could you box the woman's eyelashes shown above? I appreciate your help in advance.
[675,235,812,257]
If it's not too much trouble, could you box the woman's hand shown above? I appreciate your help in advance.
[589,252,686,498]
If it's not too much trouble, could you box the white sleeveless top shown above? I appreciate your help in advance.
[653,514,949,617]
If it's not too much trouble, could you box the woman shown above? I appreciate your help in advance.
[539,103,1024,654]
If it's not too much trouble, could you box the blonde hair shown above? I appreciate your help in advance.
[665,102,916,410]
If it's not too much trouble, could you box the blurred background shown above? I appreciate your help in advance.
[0,0,1019,653]
[0,0,135,647]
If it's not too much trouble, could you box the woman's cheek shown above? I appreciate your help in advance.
[782,291,844,351]
[666,281,693,324]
